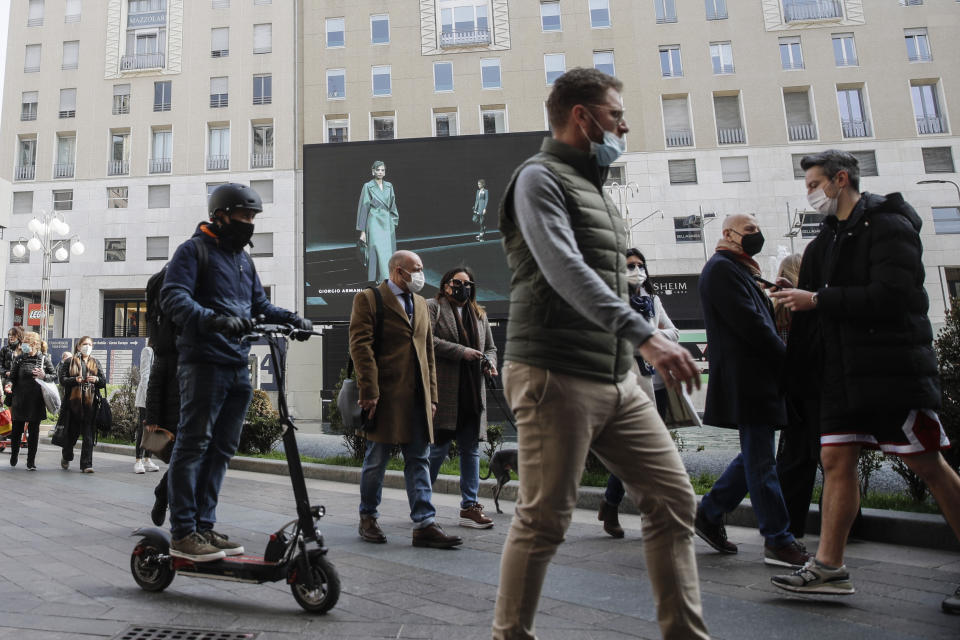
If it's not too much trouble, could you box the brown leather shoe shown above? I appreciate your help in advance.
[358,516,387,543]
[598,501,625,538]
[412,523,463,549]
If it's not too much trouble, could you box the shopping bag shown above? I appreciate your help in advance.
[0,409,12,437]
[36,379,61,415]
[662,386,702,428]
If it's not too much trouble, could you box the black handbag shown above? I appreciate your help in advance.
[95,391,113,434]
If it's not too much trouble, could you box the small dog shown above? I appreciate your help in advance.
[481,448,519,513]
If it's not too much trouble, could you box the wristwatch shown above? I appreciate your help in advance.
[811,292,819,307]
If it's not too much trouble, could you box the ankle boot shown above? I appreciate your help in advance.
[598,501,624,538]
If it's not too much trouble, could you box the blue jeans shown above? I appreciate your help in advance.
[167,363,252,540]
[428,427,481,509]
[700,424,794,548]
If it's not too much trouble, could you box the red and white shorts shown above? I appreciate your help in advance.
[821,409,951,456]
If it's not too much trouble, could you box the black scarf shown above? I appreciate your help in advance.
[453,298,483,419]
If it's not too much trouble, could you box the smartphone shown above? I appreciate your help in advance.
[752,274,781,292]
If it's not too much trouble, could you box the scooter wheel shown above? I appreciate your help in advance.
[290,551,340,614]
[131,542,175,592]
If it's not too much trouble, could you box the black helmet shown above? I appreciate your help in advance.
[208,183,263,218]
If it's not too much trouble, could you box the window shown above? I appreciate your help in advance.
[714,94,744,144]
[837,87,871,138]
[899,0,924,5]
[720,156,750,183]
[655,0,677,24]
[922,147,955,173]
[705,0,727,20]
[481,106,507,134]
[253,74,272,105]
[21,91,38,121]
[780,37,803,70]
[123,2,167,71]
[372,65,391,96]
[434,62,454,92]
[832,33,857,66]
[212,0,229,8]
[603,165,625,187]
[784,0,842,21]
[250,179,273,203]
[439,1,491,46]
[146,236,169,261]
[210,77,228,108]
[663,96,692,147]
[25,44,41,72]
[590,0,611,28]
[53,189,73,211]
[65,0,81,22]
[593,51,615,76]
[28,0,44,26]
[107,186,129,208]
[250,233,273,257]
[105,238,126,262]
[154,80,171,111]
[327,69,345,99]
[211,27,229,57]
[433,109,458,137]
[674,217,702,243]
[62,41,79,70]
[905,28,932,62]
[544,53,565,85]
[850,150,878,176]
[372,113,396,140]
[13,192,34,214]
[59,88,77,118]
[710,42,734,74]
[113,84,130,114]
[109,131,130,175]
[208,126,230,170]
[254,0,271,5]
[912,81,947,134]
[54,134,76,178]
[326,117,349,143]
[791,153,807,179]
[253,23,272,54]
[541,2,561,31]
[371,14,389,44]
[147,184,170,208]
[16,137,37,181]
[933,207,960,235]
[659,45,682,77]
[326,17,345,47]
[151,128,172,173]
[481,58,501,89]
[206,182,226,197]
[50,239,72,263]
[784,89,817,141]
[251,123,273,168]
[668,159,697,184]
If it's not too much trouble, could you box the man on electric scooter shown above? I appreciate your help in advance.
[161,183,313,562]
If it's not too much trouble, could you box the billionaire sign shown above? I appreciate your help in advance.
[128,11,166,28]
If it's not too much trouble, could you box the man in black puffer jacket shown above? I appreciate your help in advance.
[770,150,959,614]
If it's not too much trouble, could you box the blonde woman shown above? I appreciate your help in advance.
[7,331,56,469]
[59,336,106,473]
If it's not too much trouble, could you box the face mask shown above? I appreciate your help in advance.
[20,344,32,355]
[218,219,255,252]
[581,111,625,167]
[80,345,92,357]
[626,265,647,288]
[449,283,471,304]
[737,230,765,257]
[406,270,425,293]
[9,339,18,345]
[807,185,839,216]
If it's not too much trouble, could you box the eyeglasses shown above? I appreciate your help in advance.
[449,278,476,287]
[587,105,626,125]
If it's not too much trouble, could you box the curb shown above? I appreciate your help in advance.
[75,440,960,553]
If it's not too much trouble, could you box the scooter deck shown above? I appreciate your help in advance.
[174,554,286,583]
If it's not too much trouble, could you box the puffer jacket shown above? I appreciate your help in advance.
[10,353,57,423]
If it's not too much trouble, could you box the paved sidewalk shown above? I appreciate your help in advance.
[1,445,958,639]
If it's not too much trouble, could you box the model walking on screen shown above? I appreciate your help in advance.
[473,179,488,242]
[357,161,399,282]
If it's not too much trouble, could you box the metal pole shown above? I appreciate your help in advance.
[40,216,51,341]
[785,202,795,254]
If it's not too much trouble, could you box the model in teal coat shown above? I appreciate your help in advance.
[472,179,488,241]
[356,160,399,282]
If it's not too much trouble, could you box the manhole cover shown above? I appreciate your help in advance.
[113,628,259,640]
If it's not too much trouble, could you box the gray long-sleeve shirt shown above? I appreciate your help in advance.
[512,163,656,348]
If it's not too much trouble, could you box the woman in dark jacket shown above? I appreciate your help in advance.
[60,336,107,473]
[1,326,25,398]
[7,331,56,469]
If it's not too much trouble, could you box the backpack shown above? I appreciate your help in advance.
[146,236,209,356]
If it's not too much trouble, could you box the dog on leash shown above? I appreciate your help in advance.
[481,448,519,513]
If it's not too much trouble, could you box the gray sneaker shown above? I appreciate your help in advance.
[203,529,244,556]
[771,558,855,595]
[170,532,226,562]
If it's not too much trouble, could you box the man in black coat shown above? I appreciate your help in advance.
[770,150,960,613]
[695,213,809,569]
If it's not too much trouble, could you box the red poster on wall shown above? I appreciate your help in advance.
[26,303,47,326]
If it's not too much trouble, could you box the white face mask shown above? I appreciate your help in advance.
[807,182,839,216]
[80,345,92,357]
[407,270,425,294]
[626,265,647,288]
[20,344,32,355]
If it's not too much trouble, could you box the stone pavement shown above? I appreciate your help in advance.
[1,445,958,640]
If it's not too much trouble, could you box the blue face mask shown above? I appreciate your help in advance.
[20,344,32,355]
[582,110,625,167]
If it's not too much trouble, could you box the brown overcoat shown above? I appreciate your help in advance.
[349,280,438,445]
[426,297,497,438]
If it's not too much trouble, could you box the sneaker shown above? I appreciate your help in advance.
[60,458,69,470]
[694,505,737,554]
[459,503,494,529]
[202,529,244,556]
[943,585,960,615]
[26,464,36,471]
[134,460,145,474]
[771,558,855,595]
[81,468,94,474]
[144,458,160,472]
[764,540,810,569]
[170,532,226,562]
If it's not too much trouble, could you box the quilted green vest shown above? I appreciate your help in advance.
[499,138,633,383]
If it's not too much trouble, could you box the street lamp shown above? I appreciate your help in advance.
[917,179,960,202]
[11,210,85,339]
[603,181,641,235]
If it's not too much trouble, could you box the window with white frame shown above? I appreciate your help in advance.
[720,156,750,182]
[24,44,41,72]
[211,27,229,57]
[113,84,130,114]
[904,28,931,62]
[53,189,73,211]
[107,186,129,208]
[372,113,396,140]
[541,1,561,31]
[146,236,169,261]
[589,0,611,28]
[251,123,273,168]
[439,1,491,47]
[911,81,947,134]
[208,126,230,170]
[124,1,168,71]
[837,87,871,138]
[933,207,960,235]
[17,137,38,178]
[21,91,38,121]
[210,77,228,108]
[28,0,44,26]
[544,53,565,85]
[784,89,817,141]
[481,58,501,89]
[105,238,126,262]
[253,74,272,105]
[714,94,744,144]
[62,41,79,70]
[65,0,81,22]
[780,37,803,70]
[250,233,273,257]
[434,62,454,91]
[481,106,506,134]
[327,69,345,99]
[659,45,682,77]
[433,109,458,137]
[705,0,727,20]
[147,184,170,208]
[326,116,349,143]
[710,42,733,74]
[832,33,857,66]
[55,134,76,178]
[593,51,615,76]
[372,65,391,96]
[850,150,878,176]
[326,17,345,47]
[668,159,698,185]
[109,131,130,175]
[922,147,955,173]
[13,192,34,214]
[151,128,171,173]
[655,0,677,23]
[154,80,171,111]
[371,14,390,44]
[663,95,692,147]
[253,23,271,54]
[59,88,77,118]
[206,182,226,197]
[250,179,273,203]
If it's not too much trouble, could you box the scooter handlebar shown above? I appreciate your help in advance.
[240,323,321,343]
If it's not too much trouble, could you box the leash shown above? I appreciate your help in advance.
[482,356,518,431]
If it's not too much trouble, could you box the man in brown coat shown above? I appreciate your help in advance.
[349,250,462,548]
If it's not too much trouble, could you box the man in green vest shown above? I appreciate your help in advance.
[492,68,709,640]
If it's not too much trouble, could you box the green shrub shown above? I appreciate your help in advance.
[935,296,960,473]
[329,365,367,462]
[484,424,504,461]
[107,367,140,442]
[238,389,283,454]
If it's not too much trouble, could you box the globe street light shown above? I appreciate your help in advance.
[917,178,960,203]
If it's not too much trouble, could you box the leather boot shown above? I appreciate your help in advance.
[412,523,463,549]
[598,501,624,538]
[358,516,387,543]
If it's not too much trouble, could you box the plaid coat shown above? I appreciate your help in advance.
[427,297,497,438]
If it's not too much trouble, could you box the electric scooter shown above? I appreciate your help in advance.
[129,322,340,614]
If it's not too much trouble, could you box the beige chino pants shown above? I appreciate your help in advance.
[492,361,710,640]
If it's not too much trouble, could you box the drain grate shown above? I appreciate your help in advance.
[114,627,259,640]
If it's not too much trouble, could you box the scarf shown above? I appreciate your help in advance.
[68,355,98,415]
[630,294,657,377]
[453,298,483,420]
[715,239,774,316]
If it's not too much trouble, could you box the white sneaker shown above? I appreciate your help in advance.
[133,460,145,474]
[144,458,160,472]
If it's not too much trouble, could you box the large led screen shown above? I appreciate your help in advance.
[303,132,549,322]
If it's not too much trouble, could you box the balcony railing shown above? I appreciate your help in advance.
[253,95,272,105]
[149,158,171,174]
[59,109,76,118]
[24,64,40,73]
[665,129,693,147]
[784,0,843,22]
[64,13,81,23]
[113,96,130,114]
[251,152,273,168]
[908,53,932,63]
[714,64,735,75]
[53,163,75,179]
[841,119,871,138]
[210,94,229,108]
[439,29,491,47]
[917,115,948,135]
[211,49,229,58]
[788,122,818,141]
[718,127,745,144]
[15,165,36,181]
[21,107,37,121]
[120,52,165,70]
[27,17,43,27]
[108,160,129,175]
[207,155,230,171]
